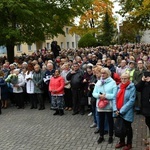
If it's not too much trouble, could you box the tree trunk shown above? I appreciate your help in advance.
[6,44,15,63]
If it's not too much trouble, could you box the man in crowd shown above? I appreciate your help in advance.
[66,63,84,115]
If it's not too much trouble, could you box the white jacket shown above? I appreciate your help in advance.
[13,73,25,93]
[25,71,34,94]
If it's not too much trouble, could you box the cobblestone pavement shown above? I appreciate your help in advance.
[0,104,148,150]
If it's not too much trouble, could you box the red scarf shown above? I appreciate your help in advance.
[116,81,130,110]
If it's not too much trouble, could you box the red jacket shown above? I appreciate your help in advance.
[112,72,121,85]
[49,76,65,95]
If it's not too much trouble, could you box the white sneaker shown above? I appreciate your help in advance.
[90,123,97,128]
[88,112,92,116]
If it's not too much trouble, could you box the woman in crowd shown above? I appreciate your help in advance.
[81,65,93,115]
[25,63,36,109]
[61,63,72,111]
[113,72,136,150]
[49,69,65,116]
[89,66,98,127]
[12,69,25,109]
[33,64,45,110]
[89,66,107,135]
[0,70,9,113]
[93,68,117,144]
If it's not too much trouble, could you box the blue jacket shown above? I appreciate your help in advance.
[113,82,136,122]
[92,77,117,112]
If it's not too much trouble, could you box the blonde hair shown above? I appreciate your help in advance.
[0,70,4,77]
[101,68,111,77]
[95,66,103,72]
[121,72,130,79]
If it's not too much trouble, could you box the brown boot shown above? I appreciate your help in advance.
[123,144,132,150]
[115,142,125,149]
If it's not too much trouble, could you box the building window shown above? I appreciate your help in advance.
[66,28,69,34]
[67,42,69,49]
[46,43,50,49]
[45,35,50,40]
[61,42,64,48]
[72,42,74,48]
[17,44,21,52]
[28,45,32,51]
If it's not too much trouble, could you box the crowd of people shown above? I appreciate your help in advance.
[0,43,150,150]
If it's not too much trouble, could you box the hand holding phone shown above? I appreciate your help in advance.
[144,72,150,77]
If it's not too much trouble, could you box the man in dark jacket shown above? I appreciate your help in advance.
[136,70,150,135]
[66,63,84,115]
[43,62,55,103]
[51,41,61,59]
[133,60,146,114]
[104,58,116,73]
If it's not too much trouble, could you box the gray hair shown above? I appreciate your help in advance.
[101,68,111,77]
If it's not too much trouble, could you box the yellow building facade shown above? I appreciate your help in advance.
[14,26,80,56]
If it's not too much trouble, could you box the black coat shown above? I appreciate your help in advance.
[136,80,150,116]
[0,78,9,100]
[66,69,84,89]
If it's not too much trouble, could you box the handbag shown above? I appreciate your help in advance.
[98,84,109,109]
[98,99,109,108]
[114,116,127,138]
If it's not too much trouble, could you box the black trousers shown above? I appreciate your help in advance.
[14,93,24,108]
[9,92,15,105]
[145,116,150,132]
[36,93,45,108]
[0,100,1,113]
[99,112,114,137]
[120,120,133,144]
[29,94,37,108]
[64,88,72,108]
[71,88,83,113]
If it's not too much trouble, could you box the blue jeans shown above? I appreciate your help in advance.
[96,109,108,131]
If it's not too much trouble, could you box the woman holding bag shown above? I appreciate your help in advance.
[113,72,136,150]
[92,68,117,144]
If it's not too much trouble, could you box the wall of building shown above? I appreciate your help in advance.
[141,30,150,44]
[14,26,80,56]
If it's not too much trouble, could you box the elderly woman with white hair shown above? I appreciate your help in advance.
[93,68,117,144]
[113,72,136,150]
[12,69,25,109]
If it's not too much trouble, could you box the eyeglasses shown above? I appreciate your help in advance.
[101,72,107,74]
[121,78,128,80]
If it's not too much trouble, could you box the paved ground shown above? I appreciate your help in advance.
[0,104,148,150]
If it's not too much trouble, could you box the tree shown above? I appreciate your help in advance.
[70,0,114,36]
[78,33,98,47]
[118,20,143,44]
[97,11,115,46]
[0,0,88,62]
[116,0,150,30]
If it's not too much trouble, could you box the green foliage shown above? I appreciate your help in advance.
[97,11,115,46]
[78,33,98,48]
[118,20,143,44]
[0,0,89,62]
[116,0,150,30]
